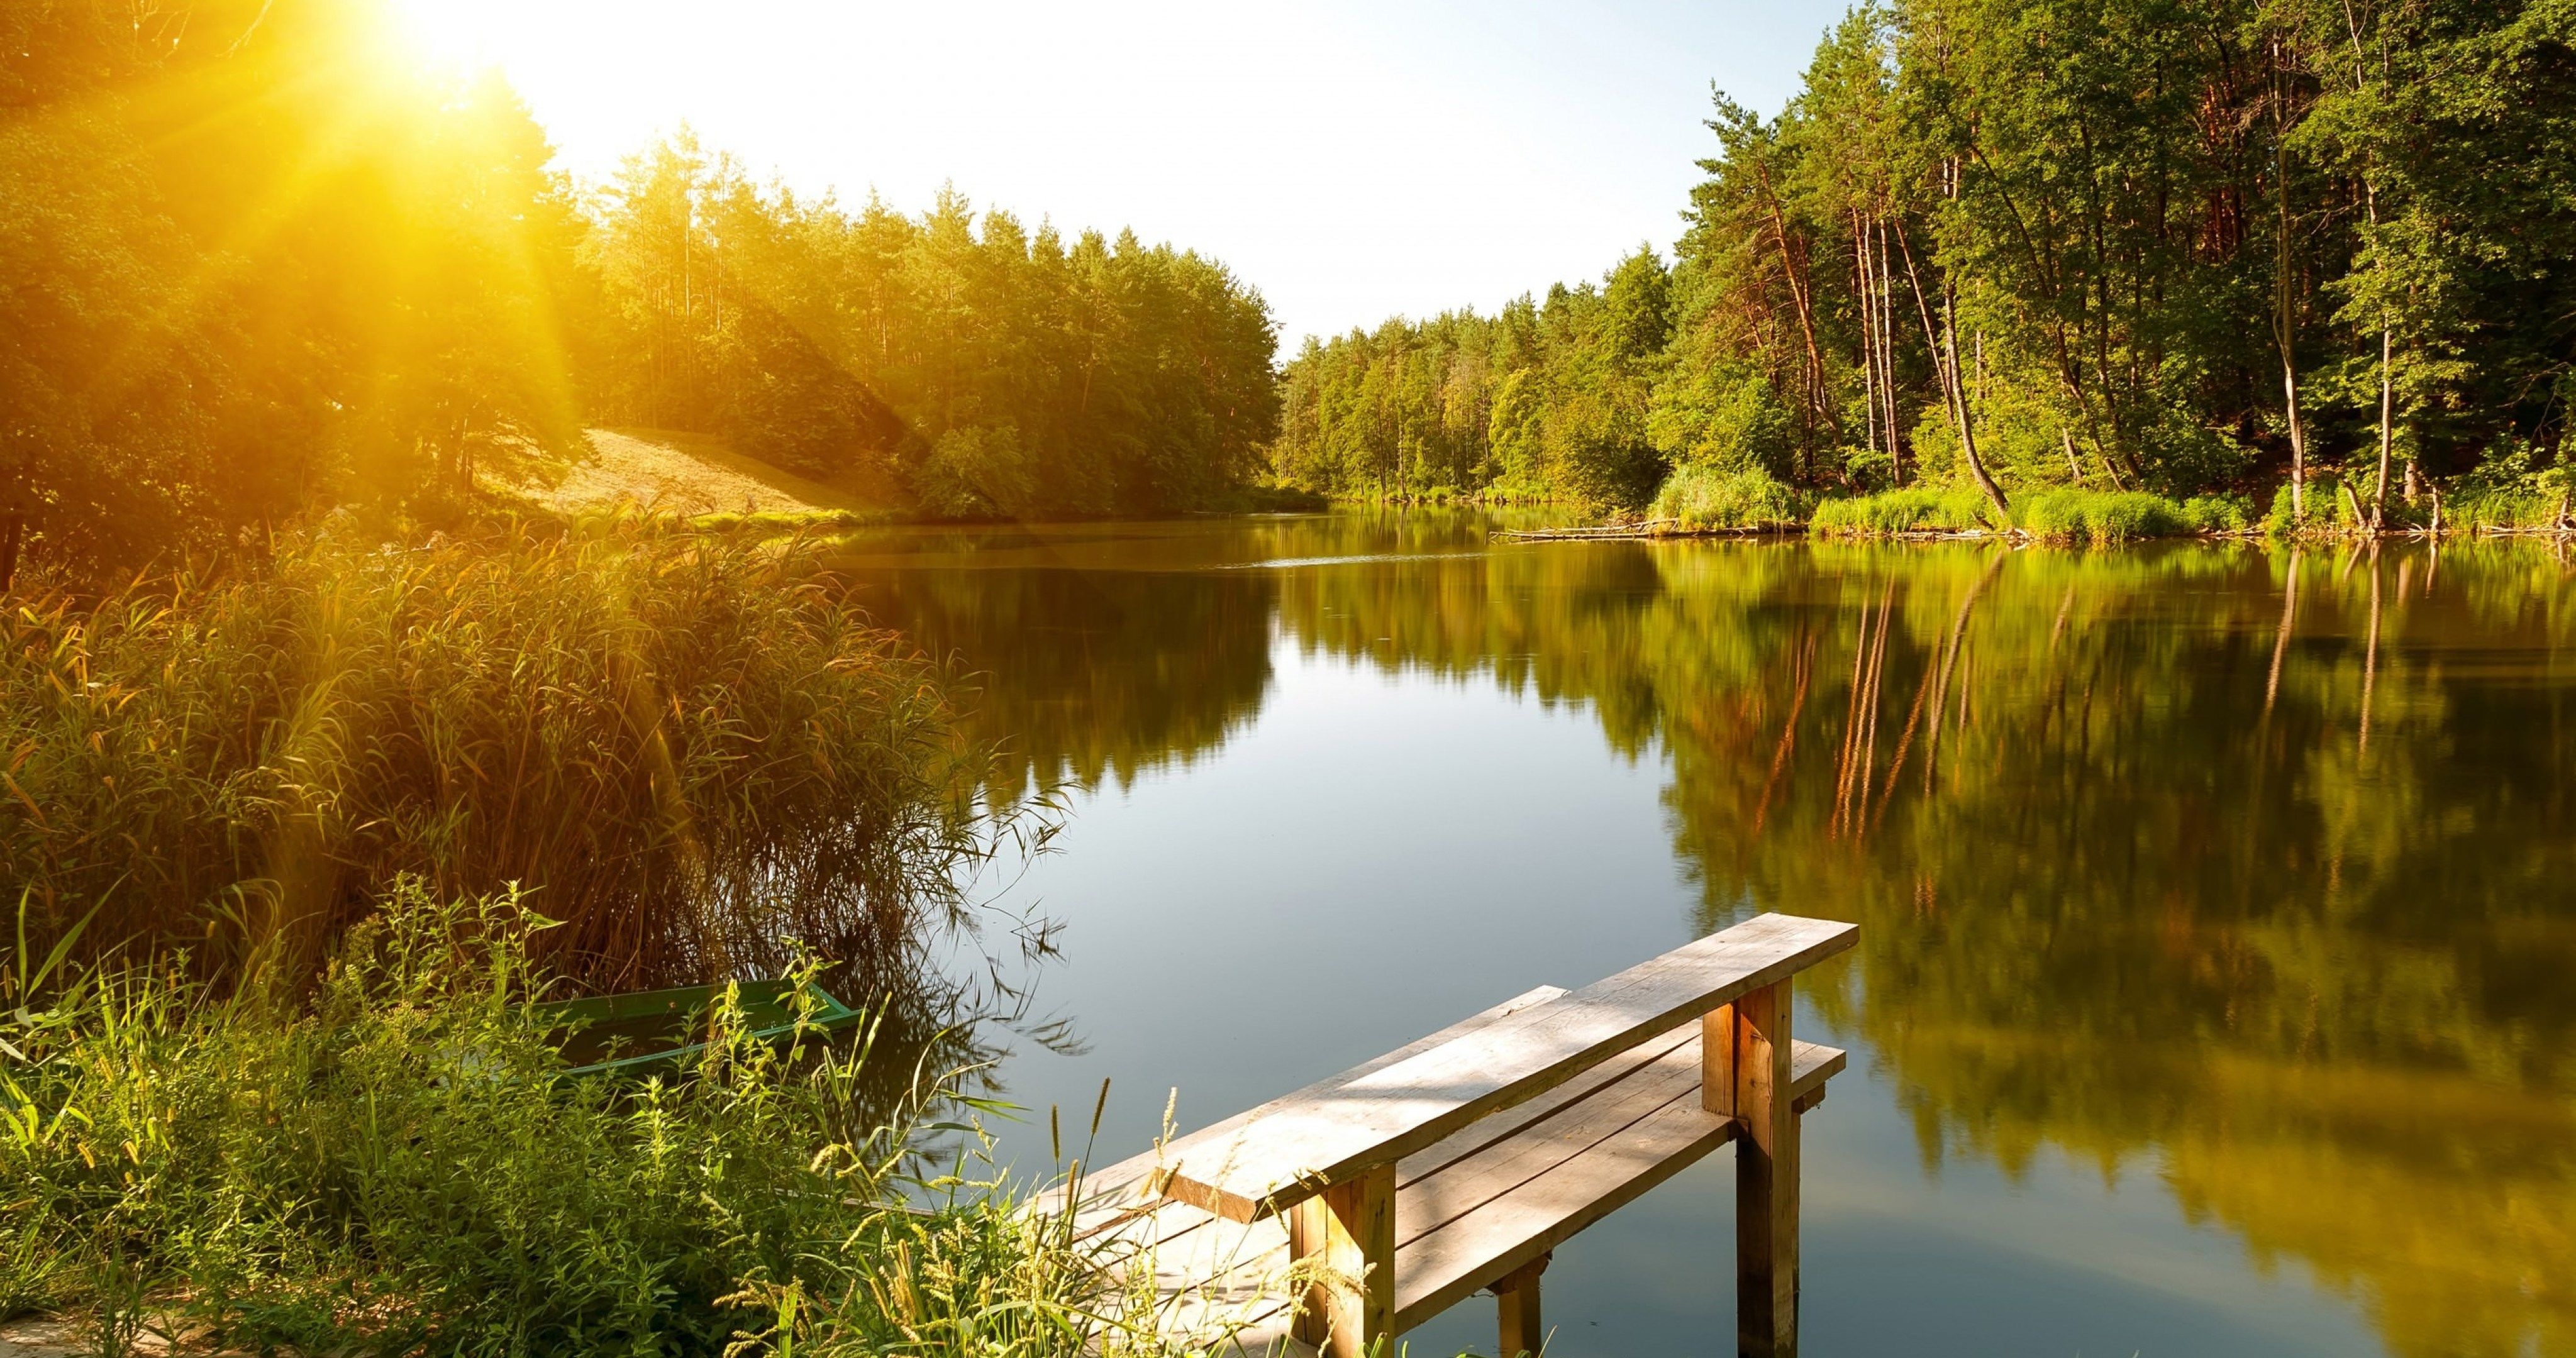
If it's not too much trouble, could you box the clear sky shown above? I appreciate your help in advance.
[392,0,1854,347]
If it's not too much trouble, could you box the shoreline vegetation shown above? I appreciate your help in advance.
[1267,2,2576,556]
[3,886,1169,1358]
[1534,465,2576,544]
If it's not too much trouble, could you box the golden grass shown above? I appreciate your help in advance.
[0,519,991,993]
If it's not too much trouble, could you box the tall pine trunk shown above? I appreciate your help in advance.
[2273,38,2309,524]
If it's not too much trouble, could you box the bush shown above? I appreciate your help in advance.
[1648,465,1806,531]
[0,883,1120,1357]
[912,426,1041,520]
[1809,486,1997,536]
[0,520,992,994]
[2013,489,2214,543]
[2177,494,2255,534]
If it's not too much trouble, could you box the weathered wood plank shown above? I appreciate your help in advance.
[1167,914,1856,1222]
[1396,1026,1698,1192]
[1389,1037,1841,1332]
[1111,1033,1843,1349]
[1398,1034,1704,1248]
[1054,985,1570,1232]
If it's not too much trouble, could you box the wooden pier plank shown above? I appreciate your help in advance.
[1390,1037,1841,1333]
[1058,984,1572,1230]
[1164,915,1857,1222]
[1102,1032,1843,1346]
[1393,1026,1697,1193]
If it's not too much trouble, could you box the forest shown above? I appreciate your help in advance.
[1,0,1279,585]
[1273,0,2576,532]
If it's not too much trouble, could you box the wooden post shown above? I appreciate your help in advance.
[1289,1164,1394,1357]
[1729,981,1799,1358]
[1702,1002,1739,1117]
[1494,1252,1550,1358]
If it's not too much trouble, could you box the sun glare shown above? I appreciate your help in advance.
[383,0,518,75]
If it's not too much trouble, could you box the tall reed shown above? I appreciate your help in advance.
[0,518,990,993]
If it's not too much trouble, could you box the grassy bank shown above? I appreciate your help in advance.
[1,885,1141,1358]
[1646,466,2248,543]
[1636,465,2576,544]
[1805,486,2251,542]
[0,519,991,996]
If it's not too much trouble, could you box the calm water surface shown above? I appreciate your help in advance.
[834,512,2575,1358]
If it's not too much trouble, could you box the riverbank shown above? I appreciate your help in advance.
[492,429,1330,533]
[1598,465,2576,545]
[0,519,1163,1357]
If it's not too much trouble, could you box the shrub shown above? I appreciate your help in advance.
[1648,465,1807,531]
[0,520,992,994]
[912,426,1041,520]
[2177,494,2255,534]
[0,883,1122,1357]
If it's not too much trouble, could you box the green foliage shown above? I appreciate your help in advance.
[1,4,1280,587]
[914,426,1041,521]
[0,3,592,578]
[0,882,1126,1357]
[1648,465,1807,532]
[590,155,1279,519]
[2437,447,2575,530]
[1280,0,2576,520]
[1648,356,1797,478]
[1270,254,1671,509]
[0,521,989,993]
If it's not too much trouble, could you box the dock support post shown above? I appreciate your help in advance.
[1289,1163,1394,1358]
[1707,981,1799,1358]
[1494,1252,1549,1358]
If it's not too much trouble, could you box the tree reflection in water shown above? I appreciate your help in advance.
[843,516,2576,1358]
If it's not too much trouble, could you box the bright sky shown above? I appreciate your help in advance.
[394,0,1852,347]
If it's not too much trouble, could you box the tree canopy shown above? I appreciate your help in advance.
[0,0,1281,584]
[1272,0,2576,517]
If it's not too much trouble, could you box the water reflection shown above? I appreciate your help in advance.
[836,516,2576,1358]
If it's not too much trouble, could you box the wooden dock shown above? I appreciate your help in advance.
[1052,912,1856,1357]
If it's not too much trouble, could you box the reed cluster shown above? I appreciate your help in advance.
[0,519,989,993]
[1646,465,1808,533]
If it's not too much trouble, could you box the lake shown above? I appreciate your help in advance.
[834,511,2574,1358]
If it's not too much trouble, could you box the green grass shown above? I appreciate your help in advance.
[2012,489,2250,543]
[1640,477,2248,543]
[1646,465,1807,532]
[0,519,993,996]
[1807,486,1999,536]
[0,883,1153,1358]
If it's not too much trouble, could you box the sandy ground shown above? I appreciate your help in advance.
[0,1317,77,1356]
[491,428,878,519]
[0,1315,286,1357]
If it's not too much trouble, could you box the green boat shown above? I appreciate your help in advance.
[534,979,868,1076]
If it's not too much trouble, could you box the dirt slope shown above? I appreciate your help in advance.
[492,429,884,519]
